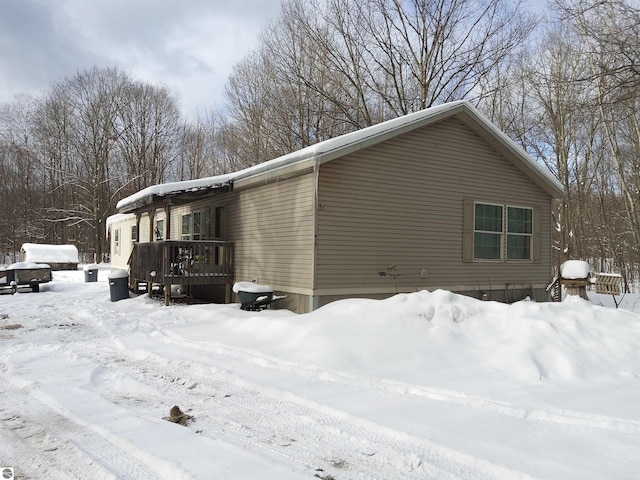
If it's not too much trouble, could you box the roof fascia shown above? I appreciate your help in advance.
[232,157,315,190]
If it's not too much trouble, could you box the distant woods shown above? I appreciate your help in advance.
[1,0,639,289]
[486,0,640,290]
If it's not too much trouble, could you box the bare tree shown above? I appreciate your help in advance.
[523,25,601,263]
[29,67,185,259]
[0,96,45,259]
[221,0,537,169]
[482,0,640,287]
[178,110,221,179]
[32,86,80,245]
[53,67,128,258]
[115,81,181,192]
[555,0,640,285]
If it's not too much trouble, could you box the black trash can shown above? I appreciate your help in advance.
[108,269,129,301]
[83,263,99,282]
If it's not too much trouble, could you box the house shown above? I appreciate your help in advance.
[20,243,79,271]
[108,101,564,313]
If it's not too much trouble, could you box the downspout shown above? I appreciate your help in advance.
[310,158,320,312]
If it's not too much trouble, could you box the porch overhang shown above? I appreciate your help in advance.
[118,182,233,215]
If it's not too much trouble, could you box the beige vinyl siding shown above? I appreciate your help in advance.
[138,215,150,243]
[108,214,137,271]
[169,205,188,240]
[228,174,315,291]
[315,117,553,294]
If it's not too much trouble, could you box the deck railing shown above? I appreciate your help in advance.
[129,240,234,288]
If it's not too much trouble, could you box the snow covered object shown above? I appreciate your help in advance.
[1,260,52,292]
[233,281,274,310]
[560,260,591,300]
[560,260,590,280]
[20,243,79,271]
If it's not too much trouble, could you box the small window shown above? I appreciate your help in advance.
[181,214,191,240]
[181,212,201,240]
[131,225,138,243]
[193,211,201,240]
[114,228,120,255]
[155,219,164,240]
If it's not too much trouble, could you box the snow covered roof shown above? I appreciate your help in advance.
[116,101,564,213]
[21,243,79,264]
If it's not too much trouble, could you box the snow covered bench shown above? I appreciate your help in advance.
[594,273,622,296]
[595,272,623,308]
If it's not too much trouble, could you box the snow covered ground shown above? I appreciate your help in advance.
[1,266,639,480]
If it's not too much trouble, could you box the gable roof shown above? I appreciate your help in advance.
[117,101,564,213]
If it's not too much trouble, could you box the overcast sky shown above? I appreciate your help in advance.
[0,0,282,116]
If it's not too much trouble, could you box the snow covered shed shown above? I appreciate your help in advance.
[20,243,79,271]
[110,101,564,313]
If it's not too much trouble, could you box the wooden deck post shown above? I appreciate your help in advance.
[164,204,171,240]
[164,284,170,306]
[149,209,155,242]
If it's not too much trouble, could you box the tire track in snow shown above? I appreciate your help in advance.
[82,341,533,480]
[13,285,639,438]
[0,380,177,480]
[9,303,531,479]
[152,320,640,436]
[6,291,633,479]
[82,344,449,479]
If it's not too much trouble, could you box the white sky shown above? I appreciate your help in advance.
[0,0,282,116]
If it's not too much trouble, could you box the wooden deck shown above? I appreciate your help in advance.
[129,240,234,305]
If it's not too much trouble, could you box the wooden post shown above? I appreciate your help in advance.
[149,209,155,242]
[148,209,156,298]
[164,204,171,240]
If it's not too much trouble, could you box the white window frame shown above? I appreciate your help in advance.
[155,219,164,240]
[181,211,201,240]
[181,213,191,240]
[473,202,504,261]
[114,228,120,255]
[506,204,533,261]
